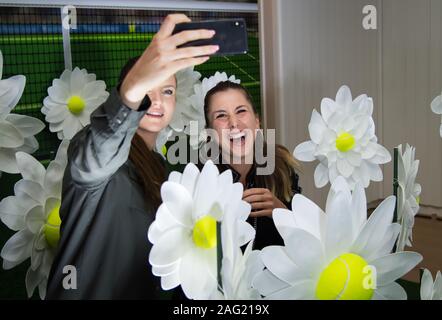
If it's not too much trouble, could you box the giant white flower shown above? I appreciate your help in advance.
[42,67,109,140]
[430,91,442,138]
[155,67,202,153]
[147,160,252,299]
[210,201,261,300]
[0,140,69,299]
[396,144,421,252]
[294,85,391,190]
[420,269,442,300]
[253,176,423,300]
[0,50,45,175]
[186,72,241,148]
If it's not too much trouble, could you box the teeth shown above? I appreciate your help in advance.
[147,111,163,116]
[229,132,245,140]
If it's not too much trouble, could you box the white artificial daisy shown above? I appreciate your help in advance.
[294,85,391,190]
[430,92,442,137]
[0,50,45,175]
[147,160,252,299]
[155,67,202,153]
[41,67,109,140]
[186,71,241,148]
[0,140,69,299]
[210,200,261,300]
[396,144,421,252]
[253,176,423,300]
[420,269,442,300]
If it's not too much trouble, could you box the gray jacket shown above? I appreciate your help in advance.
[46,88,164,299]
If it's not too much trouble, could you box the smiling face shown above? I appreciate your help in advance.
[137,75,177,133]
[206,88,260,161]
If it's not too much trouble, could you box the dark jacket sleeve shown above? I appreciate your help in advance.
[67,88,149,188]
[45,89,163,300]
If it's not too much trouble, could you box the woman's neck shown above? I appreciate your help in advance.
[229,162,252,186]
[136,129,157,151]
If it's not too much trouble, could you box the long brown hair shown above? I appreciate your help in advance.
[204,81,301,202]
[119,57,166,208]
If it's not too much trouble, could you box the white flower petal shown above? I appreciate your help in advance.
[420,269,434,300]
[314,163,329,188]
[161,182,193,227]
[0,196,27,231]
[0,75,26,114]
[160,270,181,290]
[352,196,396,258]
[370,252,422,286]
[0,120,24,148]
[430,95,442,114]
[284,228,325,278]
[265,280,316,300]
[5,114,45,138]
[253,269,290,296]
[290,194,325,240]
[373,282,407,300]
[16,151,46,186]
[308,110,327,144]
[294,141,316,162]
[149,227,191,266]
[1,229,34,267]
[261,245,305,285]
[179,249,217,299]
[320,98,336,122]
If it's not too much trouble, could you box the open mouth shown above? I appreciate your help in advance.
[229,131,246,146]
[146,110,164,118]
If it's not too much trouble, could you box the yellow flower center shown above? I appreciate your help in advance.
[316,253,375,300]
[336,132,356,152]
[44,204,61,249]
[67,95,86,115]
[416,196,420,205]
[192,215,217,249]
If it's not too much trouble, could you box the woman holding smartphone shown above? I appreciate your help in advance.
[202,81,302,250]
[46,14,219,299]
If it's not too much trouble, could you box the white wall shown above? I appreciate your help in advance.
[260,0,442,217]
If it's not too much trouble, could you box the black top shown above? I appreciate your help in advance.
[45,89,167,299]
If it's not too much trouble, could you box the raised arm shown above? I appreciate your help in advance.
[66,14,219,187]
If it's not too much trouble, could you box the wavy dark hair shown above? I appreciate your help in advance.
[203,81,301,202]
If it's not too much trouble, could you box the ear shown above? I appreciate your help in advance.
[255,115,260,129]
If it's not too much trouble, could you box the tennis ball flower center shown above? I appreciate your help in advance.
[336,132,356,152]
[67,95,86,115]
[192,215,217,249]
[44,204,61,248]
[316,253,375,300]
[161,145,168,157]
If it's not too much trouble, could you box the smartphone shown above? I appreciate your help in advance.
[172,19,248,56]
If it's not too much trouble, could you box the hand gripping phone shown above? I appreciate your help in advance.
[172,18,248,56]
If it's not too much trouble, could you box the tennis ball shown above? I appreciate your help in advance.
[192,215,217,249]
[336,132,356,152]
[44,204,61,249]
[67,95,85,115]
[316,253,374,300]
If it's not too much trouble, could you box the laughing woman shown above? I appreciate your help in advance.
[202,81,302,250]
[46,14,219,299]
